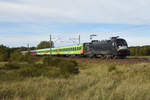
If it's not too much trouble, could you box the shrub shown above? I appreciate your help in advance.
[10,51,24,62]
[0,45,9,61]
[108,64,116,72]
[0,57,79,81]
[3,63,20,70]
[58,60,79,74]
[43,56,53,66]
[43,57,79,75]
[18,64,47,77]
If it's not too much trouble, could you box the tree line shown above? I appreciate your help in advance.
[1,41,150,61]
[129,46,150,56]
[0,41,54,61]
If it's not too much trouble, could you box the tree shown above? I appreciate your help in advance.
[37,41,54,49]
[0,45,9,61]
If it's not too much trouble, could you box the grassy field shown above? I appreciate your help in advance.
[0,58,150,100]
[127,56,150,59]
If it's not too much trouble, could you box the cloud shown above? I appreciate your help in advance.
[0,0,150,47]
[1,31,150,47]
[0,0,150,24]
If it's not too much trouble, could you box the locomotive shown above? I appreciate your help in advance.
[24,36,130,59]
[83,36,130,58]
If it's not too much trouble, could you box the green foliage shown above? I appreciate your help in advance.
[129,46,150,56]
[3,63,20,70]
[10,51,34,63]
[0,45,9,61]
[18,64,47,77]
[0,57,79,81]
[107,64,116,72]
[1,61,150,99]
[10,51,24,62]
[42,57,79,75]
[37,41,54,49]
[43,56,53,66]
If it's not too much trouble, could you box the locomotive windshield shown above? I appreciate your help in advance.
[116,39,127,46]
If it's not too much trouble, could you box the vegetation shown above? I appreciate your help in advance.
[0,45,9,61]
[0,56,79,82]
[37,41,54,49]
[0,59,150,100]
[1,44,150,99]
[0,44,36,62]
[129,45,150,56]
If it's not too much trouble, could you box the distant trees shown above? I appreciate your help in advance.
[0,44,36,62]
[129,46,150,56]
[0,45,9,61]
[37,41,54,49]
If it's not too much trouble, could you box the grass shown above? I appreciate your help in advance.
[0,58,150,100]
[0,62,7,68]
[127,56,150,59]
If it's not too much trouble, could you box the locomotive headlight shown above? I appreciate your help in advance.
[118,46,128,51]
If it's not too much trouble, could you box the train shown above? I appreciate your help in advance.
[23,36,130,59]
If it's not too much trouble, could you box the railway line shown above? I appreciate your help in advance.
[60,57,150,64]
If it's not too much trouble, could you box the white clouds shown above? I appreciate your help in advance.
[1,32,149,47]
[0,0,150,24]
[0,0,150,47]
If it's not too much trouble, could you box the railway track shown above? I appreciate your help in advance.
[59,57,150,64]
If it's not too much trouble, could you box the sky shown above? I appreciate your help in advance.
[0,0,150,47]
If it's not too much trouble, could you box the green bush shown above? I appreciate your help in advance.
[3,63,20,70]
[10,51,24,62]
[18,64,45,77]
[0,45,9,61]
[0,57,79,81]
[43,56,53,66]
[43,57,79,75]
[57,60,79,74]
[107,64,116,72]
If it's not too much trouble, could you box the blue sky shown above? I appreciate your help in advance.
[0,0,150,47]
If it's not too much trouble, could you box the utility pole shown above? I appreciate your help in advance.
[78,34,80,45]
[50,35,52,56]
[27,43,30,53]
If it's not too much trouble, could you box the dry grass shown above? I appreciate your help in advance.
[0,62,7,68]
[1,60,150,100]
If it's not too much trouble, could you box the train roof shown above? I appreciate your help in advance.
[32,44,84,51]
